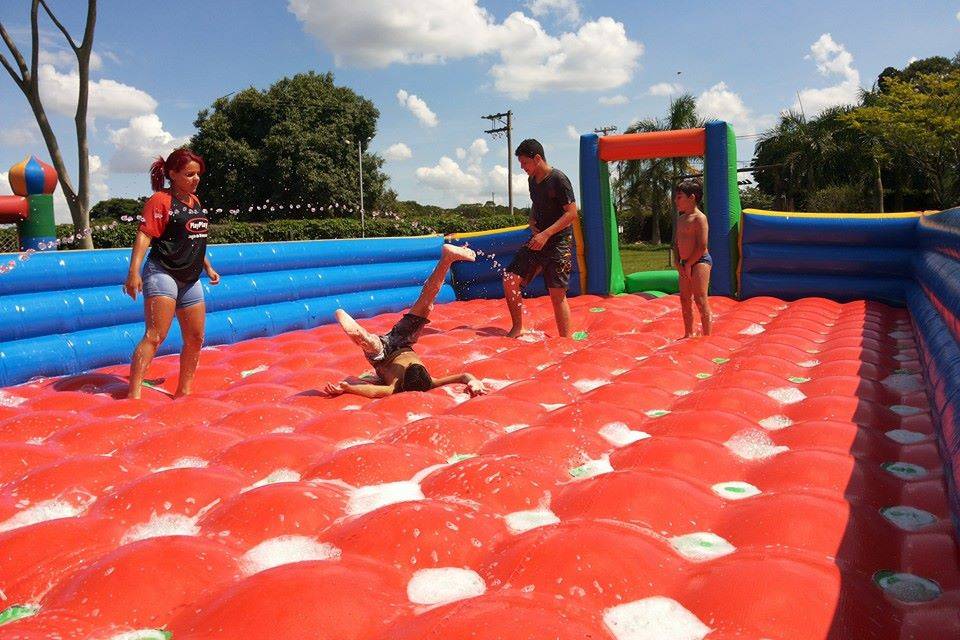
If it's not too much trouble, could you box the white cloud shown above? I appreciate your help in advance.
[87,154,110,204]
[39,64,157,120]
[527,0,581,24]
[794,33,862,115]
[415,156,484,200]
[0,126,38,146]
[956,10,960,22]
[488,164,530,203]
[455,138,489,174]
[566,125,580,140]
[108,114,190,173]
[396,89,438,127]
[39,49,104,71]
[697,81,774,135]
[491,14,643,99]
[599,94,628,106]
[290,2,642,99]
[649,82,683,96]
[907,56,919,65]
[383,142,413,161]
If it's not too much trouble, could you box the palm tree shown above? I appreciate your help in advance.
[615,94,702,245]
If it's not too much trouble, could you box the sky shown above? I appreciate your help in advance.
[1,1,959,222]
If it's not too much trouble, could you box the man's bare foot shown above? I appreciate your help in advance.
[443,243,476,262]
[126,388,141,400]
[335,309,383,355]
[506,326,524,338]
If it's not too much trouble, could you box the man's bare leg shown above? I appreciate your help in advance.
[503,272,525,338]
[691,262,712,336]
[548,287,571,337]
[410,243,475,318]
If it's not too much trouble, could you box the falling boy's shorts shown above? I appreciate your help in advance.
[364,313,430,367]
[505,234,573,290]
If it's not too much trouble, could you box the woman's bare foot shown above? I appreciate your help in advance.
[335,309,383,355]
[443,243,476,262]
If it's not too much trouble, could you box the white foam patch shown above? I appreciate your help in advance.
[107,631,170,640]
[758,415,793,431]
[569,455,614,478]
[504,423,530,433]
[406,567,486,605]
[603,597,711,640]
[271,426,295,434]
[244,469,302,492]
[881,373,923,394]
[241,536,341,576]
[540,403,566,411]
[885,429,928,445]
[0,498,90,533]
[0,390,26,407]
[767,387,807,405]
[889,404,922,416]
[573,378,610,393]
[798,359,820,368]
[739,323,765,335]
[518,330,548,343]
[463,351,488,364]
[240,364,270,378]
[644,409,671,418]
[673,389,692,396]
[406,412,431,423]
[121,513,199,544]
[335,438,375,450]
[480,378,514,391]
[711,481,762,500]
[151,457,208,472]
[342,404,362,411]
[724,430,789,461]
[881,462,928,480]
[505,508,561,534]
[346,481,424,516]
[599,422,651,447]
[669,532,736,562]
[881,506,938,531]
[25,437,45,445]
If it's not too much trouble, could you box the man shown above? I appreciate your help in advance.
[672,178,711,337]
[503,139,579,338]
[324,243,487,398]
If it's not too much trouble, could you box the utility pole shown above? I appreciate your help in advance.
[594,125,617,136]
[482,110,514,220]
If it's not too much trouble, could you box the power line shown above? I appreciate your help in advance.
[482,110,514,220]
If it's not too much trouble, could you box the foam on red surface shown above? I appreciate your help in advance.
[0,294,958,639]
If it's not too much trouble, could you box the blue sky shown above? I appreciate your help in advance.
[1,1,958,221]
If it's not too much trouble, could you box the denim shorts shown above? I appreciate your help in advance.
[141,259,204,309]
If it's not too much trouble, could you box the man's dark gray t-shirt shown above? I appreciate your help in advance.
[529,168,576,246]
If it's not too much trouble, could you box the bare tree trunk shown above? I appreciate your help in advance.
[874,158,884,213]
[0,1,97,249]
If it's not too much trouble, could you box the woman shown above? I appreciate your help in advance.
[124,148,219,399]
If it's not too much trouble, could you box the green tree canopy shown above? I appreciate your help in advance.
[190,72,392,221]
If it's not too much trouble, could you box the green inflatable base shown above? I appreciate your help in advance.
[624,270,679,295]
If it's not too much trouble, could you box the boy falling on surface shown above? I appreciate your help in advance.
[503,138,579,338]
[673,178,712,337]
[324,244,488,399]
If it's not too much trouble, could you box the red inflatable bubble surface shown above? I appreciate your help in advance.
[0,294,957,639]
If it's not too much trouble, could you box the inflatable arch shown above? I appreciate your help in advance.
[579,120,741,296]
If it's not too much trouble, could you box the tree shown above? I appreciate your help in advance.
[0,1,97,248]
[190,72,392,221]
[844,69,960,209]
[90,197,143,221]
[615,94,702,244]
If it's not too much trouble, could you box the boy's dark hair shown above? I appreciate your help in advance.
[676,178,703,204]
[515,139,545,161]
[400,363,433,392]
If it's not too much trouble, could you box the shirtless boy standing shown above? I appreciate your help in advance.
[673,178,711,337]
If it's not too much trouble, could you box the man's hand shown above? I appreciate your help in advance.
[323,381,346,396]
[466,378,487,397]
[527,230,551,251]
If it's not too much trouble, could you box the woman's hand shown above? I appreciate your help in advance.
[124,271,142,300]
[206,265,221,285]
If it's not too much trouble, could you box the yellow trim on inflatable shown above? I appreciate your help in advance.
[571,218,588,293]
[743,208,922,219]
[449,225,529,239]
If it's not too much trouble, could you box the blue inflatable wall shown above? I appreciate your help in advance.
[740,210,920,305]
[0,237,455,387]
[447,227,582,300]
[909,206,960,522]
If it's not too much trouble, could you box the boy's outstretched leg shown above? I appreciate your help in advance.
[409,243,476,318]
[336,309,384,356]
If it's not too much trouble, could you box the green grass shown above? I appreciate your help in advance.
[619,244,672,274]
